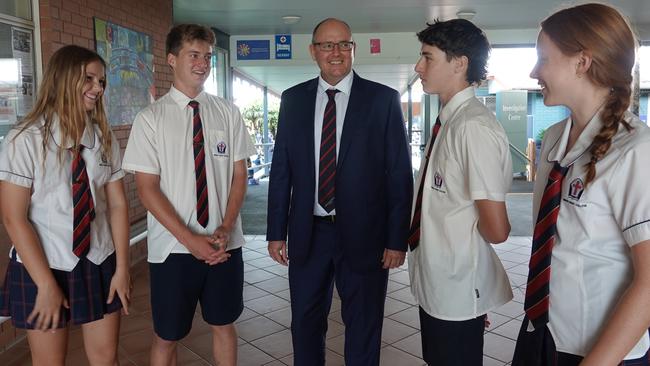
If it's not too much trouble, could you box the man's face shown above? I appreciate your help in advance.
[167,40,212,97]
[309,20,355,86]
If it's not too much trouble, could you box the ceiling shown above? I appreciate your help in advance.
[174,0,650,95]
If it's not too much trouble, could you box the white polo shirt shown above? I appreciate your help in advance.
[0,115,124,271]
[534,111,650,359]
[409,87,513,320]
[122,86,255,263]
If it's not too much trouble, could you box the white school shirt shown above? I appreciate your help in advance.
[533,111,650,359]
[122,86,256,263]
[0,115,124,271]
[313,71,352,216]
[409,87,513,320]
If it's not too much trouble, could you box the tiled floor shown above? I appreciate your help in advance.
[0,235,533,365]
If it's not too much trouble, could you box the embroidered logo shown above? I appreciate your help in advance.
[434,172,443,189]
[216,141,227,155]
[568,178,584,200]
[99,153,110,167]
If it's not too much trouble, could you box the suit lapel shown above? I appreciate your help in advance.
[338,73,366,169]
[304,78,319,183]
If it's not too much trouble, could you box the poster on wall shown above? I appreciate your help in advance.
[94,18,154,125]
[11,27,34,118]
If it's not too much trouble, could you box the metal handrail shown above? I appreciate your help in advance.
[510,143,531,163]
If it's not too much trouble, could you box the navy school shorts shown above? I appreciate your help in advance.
[0,251,122,329]
[149,248,244,341]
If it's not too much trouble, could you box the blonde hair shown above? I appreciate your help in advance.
[15,45,112,163]
[541,3,636,186]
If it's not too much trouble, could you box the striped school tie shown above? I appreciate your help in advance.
[72,146,95,257]
[318,89,339,213]
[407,117,442,250]
[189,100,209,228]
[524,161,569,328]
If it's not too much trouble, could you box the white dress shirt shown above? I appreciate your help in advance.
[534,110,650,359]
[312,71,353,216]
[122,86,256,263]
[0,115,124,271]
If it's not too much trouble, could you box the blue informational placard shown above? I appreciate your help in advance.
[275,34,292,59]
[236,40,270,60]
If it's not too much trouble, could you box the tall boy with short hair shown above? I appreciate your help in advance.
[409,19,514,365]
[123,24,255,366]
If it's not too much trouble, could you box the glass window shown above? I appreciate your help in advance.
[0,0,32,21]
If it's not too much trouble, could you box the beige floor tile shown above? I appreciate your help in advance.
[386,287,417,306]
[491,318,523,341]
[120,328,154,356]
[250,329,293,359]
[236,306,260,323]
[492,301,525,319]
[243,284,271,301]
[388,306,420,329]
[265,307,291,327]
[237,343,275,366]
[242,249,266,261]
[244,269,278,284]
[379,345,425,365]
[389,270,411,286]
[484,332,517,363]
[248,256,278,269]
[245,294,290,315]
[381,318,418,344]
[387,279,408,294]
[237,316,285,342]
[254,276,290,293]
[384,296,412,316]
[392,332,422,358]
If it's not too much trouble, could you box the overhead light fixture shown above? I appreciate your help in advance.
[456,11,476,20]
[282,15,301,25]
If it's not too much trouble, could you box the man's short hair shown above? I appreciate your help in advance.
[311,18,352,43]
[416,19,490,85]
[166,24,216,56]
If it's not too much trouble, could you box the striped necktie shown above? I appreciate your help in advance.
[524,161,569,328]
[189,100,209,228]
[72,146,95,257]
[407,117,442,250]
[318,89,339,213]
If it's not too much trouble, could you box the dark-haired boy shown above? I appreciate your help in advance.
[408,19,513,365]
[123,24,255,366]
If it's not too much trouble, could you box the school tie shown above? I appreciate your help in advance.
[318,89,339,213]
[407,117,442,250]
[189,100,209,228]
[524,161,569,329]
[72,146,95,258]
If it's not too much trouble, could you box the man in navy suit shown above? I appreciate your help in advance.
[266,18,413,365]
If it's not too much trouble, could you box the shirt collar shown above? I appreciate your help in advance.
[318,71,353,96]
[547,109,606,167]
[169,85,208,109]
[48,114,95,149]
[438,86,475,125]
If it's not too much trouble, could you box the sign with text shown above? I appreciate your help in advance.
[275,35,292,59]
[370,38,381,54]
[237,40,270,60]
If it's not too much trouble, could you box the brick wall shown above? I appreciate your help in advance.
[0,0,173,351]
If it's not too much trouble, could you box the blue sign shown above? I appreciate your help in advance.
[275,34,292,59]
[236,40,270,60]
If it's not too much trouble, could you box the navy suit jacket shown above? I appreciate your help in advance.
[266,72,413,273]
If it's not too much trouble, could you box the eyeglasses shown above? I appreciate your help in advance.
[312,41,355,52]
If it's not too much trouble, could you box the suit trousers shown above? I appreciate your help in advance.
[288,218,389,366]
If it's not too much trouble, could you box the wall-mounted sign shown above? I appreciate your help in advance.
[236,40,270,60]
[275,34,291,59]
[370,38,381,54]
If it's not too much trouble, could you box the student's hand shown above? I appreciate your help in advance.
[108,267,131,315]
[184,233,230,265]
[212,225,231,250]
[382,249,406,269]
[268,240,288,266]
[28,280,69,331]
